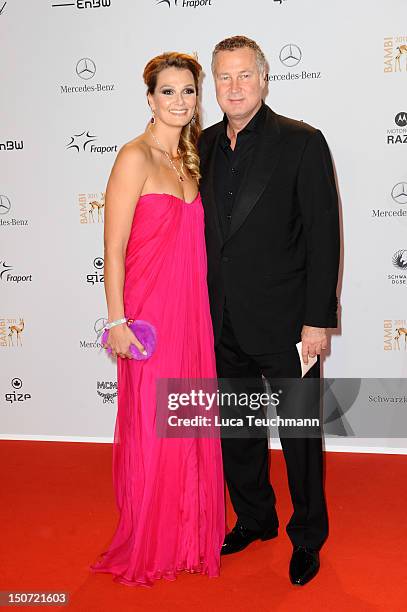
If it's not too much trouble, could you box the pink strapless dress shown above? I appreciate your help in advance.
[90,192,225,587]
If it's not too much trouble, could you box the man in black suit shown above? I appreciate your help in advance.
[199,36,340,586]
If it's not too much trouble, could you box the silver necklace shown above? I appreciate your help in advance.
[149,126,184,182]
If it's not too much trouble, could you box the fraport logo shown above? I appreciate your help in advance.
[66,131,117,154]
[156,0,213,8]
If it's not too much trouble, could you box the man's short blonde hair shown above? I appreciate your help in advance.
[211,35,267,75]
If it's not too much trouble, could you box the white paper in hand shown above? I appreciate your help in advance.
[296,342,318,377]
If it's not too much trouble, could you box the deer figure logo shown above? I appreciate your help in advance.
[395,45,407,72]
[8,318,25,347]
[89,193,105,223]
[394,327,407,350]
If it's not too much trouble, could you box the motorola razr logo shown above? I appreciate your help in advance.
[5,378,32,404]
[52,1,111,9]
[87,256,104,285]
[395,112,407,127]
[387,112,407,144]
[156,0,213,7]
[66,131,117,154]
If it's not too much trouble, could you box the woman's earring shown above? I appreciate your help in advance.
[151,111,156,125]
[191,114,196,125]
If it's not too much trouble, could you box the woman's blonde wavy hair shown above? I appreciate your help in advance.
[143,52,202,182]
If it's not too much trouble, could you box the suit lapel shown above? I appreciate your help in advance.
[200,127,224,245]
[225,108,282,243]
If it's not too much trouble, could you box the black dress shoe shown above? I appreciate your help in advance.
[221,522,278,556]
[289,545,320,585]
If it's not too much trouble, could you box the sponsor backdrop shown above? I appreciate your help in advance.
[1,0,406,453]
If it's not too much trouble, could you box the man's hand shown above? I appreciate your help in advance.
[301,326,328,365]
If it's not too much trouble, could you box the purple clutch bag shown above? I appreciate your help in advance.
[102,320,157,360]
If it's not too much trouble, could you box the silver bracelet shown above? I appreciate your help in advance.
[104,317,128,330]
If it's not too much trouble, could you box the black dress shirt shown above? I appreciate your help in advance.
[214,101,267,240]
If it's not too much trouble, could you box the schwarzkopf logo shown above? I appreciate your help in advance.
[395,112,407,127]
[392,250,407,270]
[76,58,96,80]
[391,182,407,205]
[66,131,117,154]
[52,1,111,9]
[279,44,302,67]
[0,195,11,215]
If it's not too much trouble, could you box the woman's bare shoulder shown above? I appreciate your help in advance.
[117,134,152,166]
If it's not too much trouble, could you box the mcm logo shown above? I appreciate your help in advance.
[97,381,117,403]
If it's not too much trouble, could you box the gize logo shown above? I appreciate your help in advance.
[5,378,31,403]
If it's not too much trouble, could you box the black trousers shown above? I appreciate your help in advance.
[215,307,329,551]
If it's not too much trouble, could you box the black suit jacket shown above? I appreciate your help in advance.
[199,105,340,354]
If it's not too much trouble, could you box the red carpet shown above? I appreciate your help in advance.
[1,440,406,611]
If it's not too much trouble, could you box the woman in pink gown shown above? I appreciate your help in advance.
[90,52,225,587]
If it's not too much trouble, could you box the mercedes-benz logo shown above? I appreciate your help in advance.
[93,257,104,270]
[76,58,96,80]
[391,182,407,205]
[11,378,23,390]
[279,44,302,68]
[94,317,108,341]
[0,194,11,215]
[395,112,407,127]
